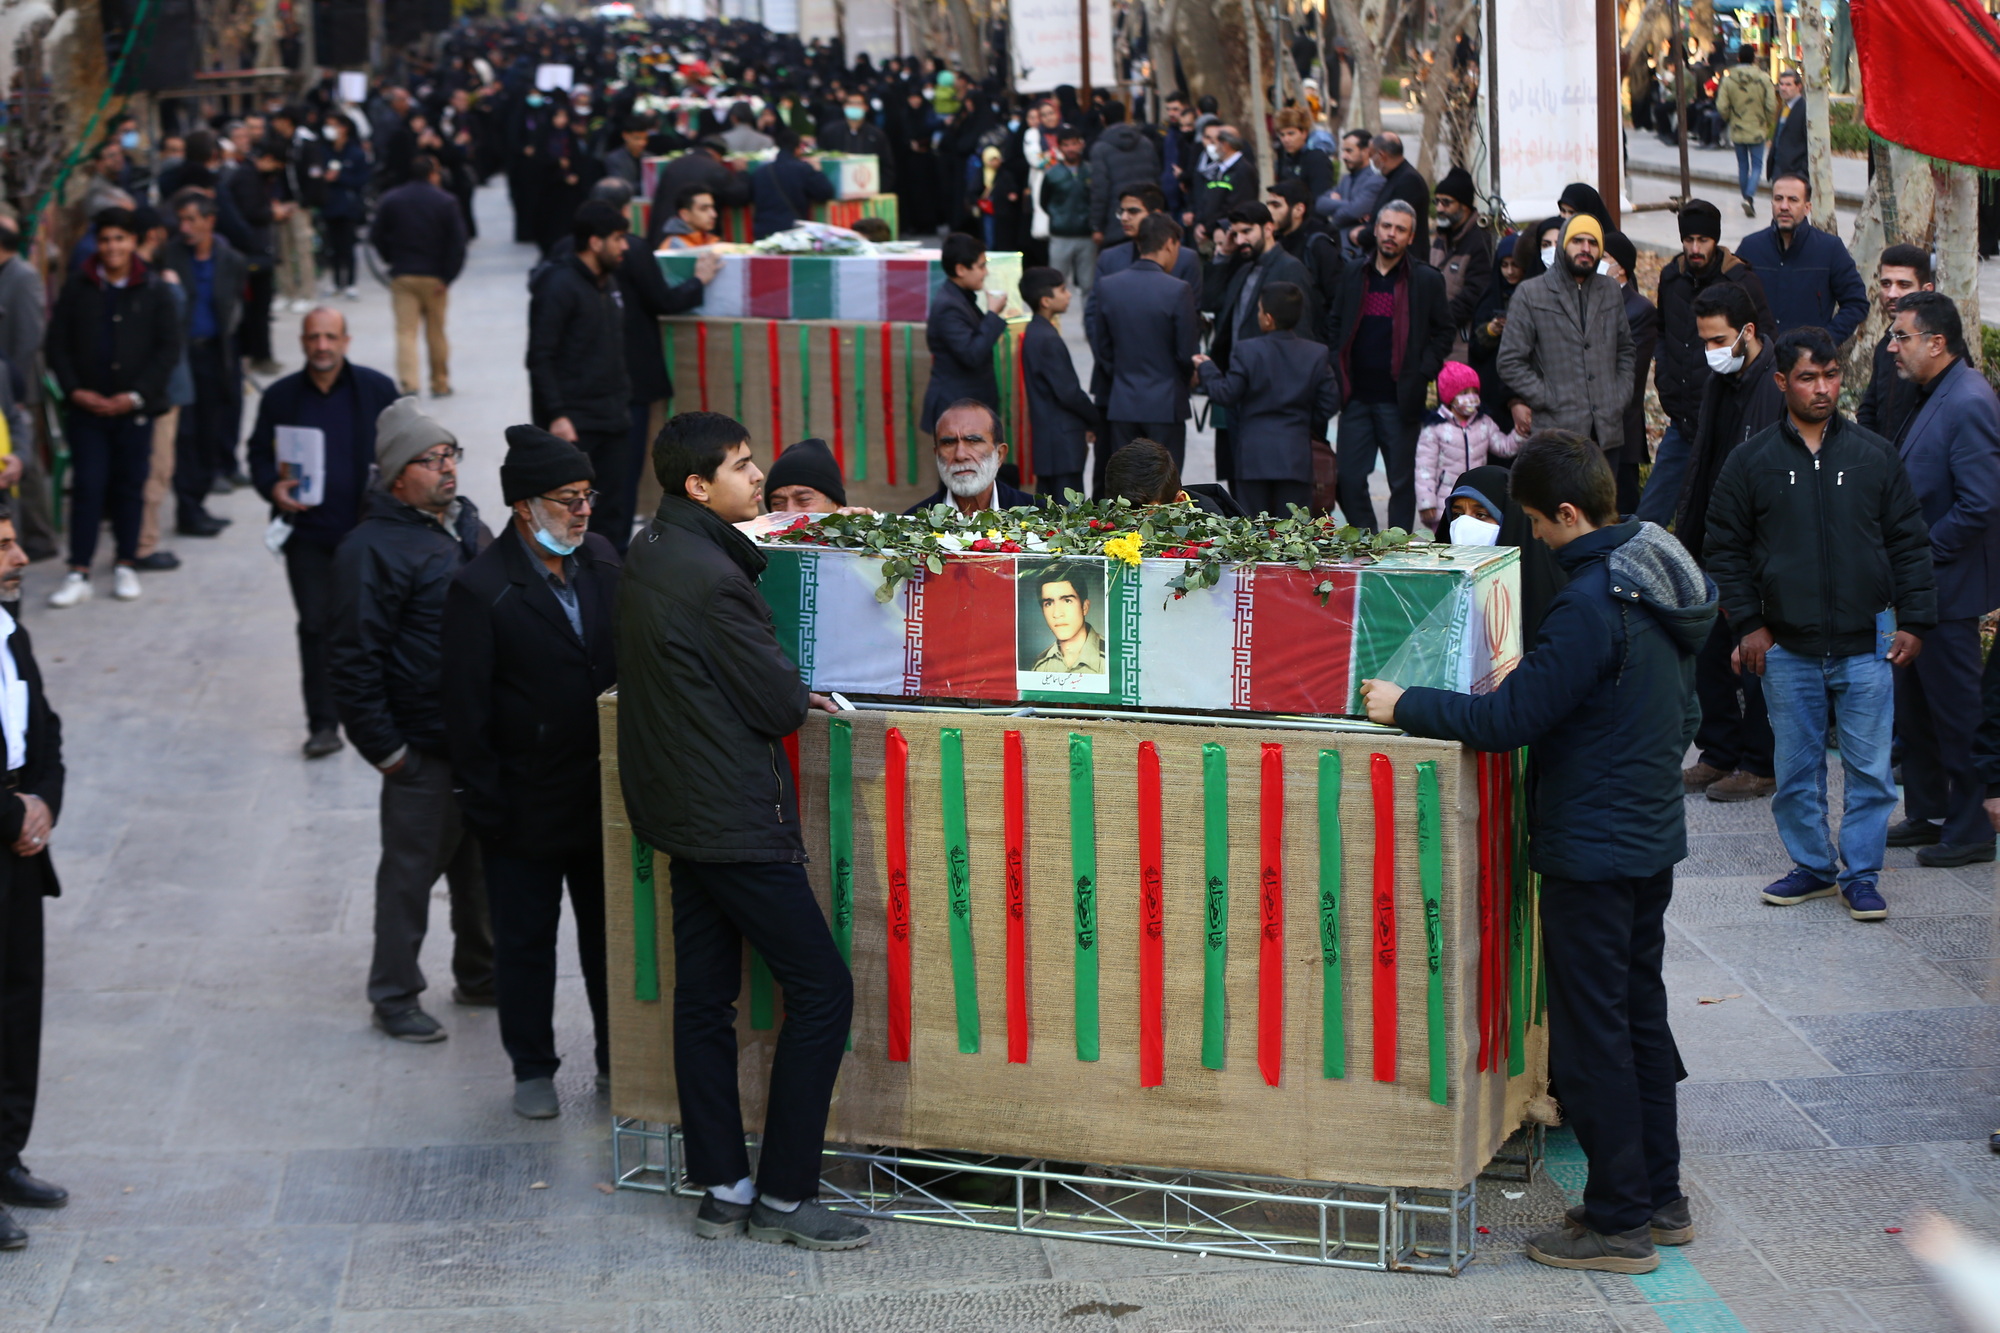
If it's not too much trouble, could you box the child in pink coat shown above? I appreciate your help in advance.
[1415,361,1519,532]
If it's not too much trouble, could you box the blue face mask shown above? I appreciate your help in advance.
[532,523,579,557]
[120,130,141,151]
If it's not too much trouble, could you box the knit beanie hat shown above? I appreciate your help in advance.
[1561,213,1604,249]
[1677,198,1722,240]
[1436,361,1481,404]
[1435,166,1476,209]
[373,396,456,488]
[763,437,846,506]
[501,423,595,504]
[1603,228,1638,281]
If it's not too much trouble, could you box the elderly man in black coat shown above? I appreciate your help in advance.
[0,506,70,1249]
[443,427,620,1122]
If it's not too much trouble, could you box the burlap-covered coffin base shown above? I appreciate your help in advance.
[602,700,1548,1190]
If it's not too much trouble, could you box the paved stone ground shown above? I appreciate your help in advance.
[0,184,1992,1331]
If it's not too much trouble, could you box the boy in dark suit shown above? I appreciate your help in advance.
[1193,282,1341,517]
[1018,267,1101,500]
[920,232,1011,437]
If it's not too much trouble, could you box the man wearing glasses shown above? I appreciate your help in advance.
[443,426,620,1119]
[329,396,495,1044]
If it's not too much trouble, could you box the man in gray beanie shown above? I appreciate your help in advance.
[443,424,620,1118]
[328,396,495,1043]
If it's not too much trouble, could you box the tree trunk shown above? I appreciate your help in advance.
[943,0,987,81]
[1415,0,1478,183]
[1934,161,1982,368]
[1799,0,1836,231]
[1328,0,1383,135]
[1239,0,1273,190]
[1174,0,1254,127]
[1144,0,1179,111]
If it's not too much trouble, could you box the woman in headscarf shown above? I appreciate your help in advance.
[1514,216,1565,282]
[1557,181,1612,229]
[1469,232,1523,427]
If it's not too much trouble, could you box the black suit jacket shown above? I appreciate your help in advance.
[1089,258,1199,424]
[920,281,1005,433]
[1325,254,1455,424]
[1210,244,1323,371]
[442,528,621,855]
[0,617,63,899]
[1020,315,1100,476]
[1195,330,1341,482]
[1768,98,1808,181]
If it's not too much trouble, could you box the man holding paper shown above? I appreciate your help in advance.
[248,308,400,759]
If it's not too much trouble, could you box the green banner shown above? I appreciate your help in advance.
[749,949,775,1030]
[1201,742,1229,1071]
[829,719,855,1052]
[851,329,868,480]
[1318,749,1345,1080]
[1417,759,1446,1105]
[940,728,981,1053]
[631,835,660,1003]
[1069,732,1100,1061]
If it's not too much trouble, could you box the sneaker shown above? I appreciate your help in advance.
[372,1006,446,1042]
[1565,1197,1693,1247]
[1916,841,1997,868]
[1742,197,1756,217]
[1761,868,1837,906]
[1706,771,1775,803]
[112,566,140,601]
[1526,1219,1659,1273]
[1681,761,1728,792]
[47,572,89,608]
[746,1198,872,1250]
[512,1077,559,1119]
[1841,880,1888,921]
[694,1192,753,1239]
[1886,817,1942,848]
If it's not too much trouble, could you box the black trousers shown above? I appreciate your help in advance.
[485,843,610,1083]
[1098,420,1187,498]
[241,266,275,363]
[1896,616,1987,846]
[1336,400,1419,532]
[1541,870,1684,1235]
[0,865,43,1171]
[577,426,637,553]
[671,857,852,1203]
[323,216,359,289]
[1232,478,1312,519]
[177,337,239,518]
[283,538,339,734]
[64,411,150,568]
[1695,617,1773,777]
[1036,471,1083,502]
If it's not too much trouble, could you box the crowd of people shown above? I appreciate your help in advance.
[0,6,1992,1282]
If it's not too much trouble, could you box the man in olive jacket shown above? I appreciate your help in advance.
[1498,213,1636,472]
[617,411,867,1252]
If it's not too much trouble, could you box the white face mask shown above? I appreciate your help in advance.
[1596,258,1612,276]
[1540,245,1556,270]
[1705,329,1747,376]
[1450,514,1502,546]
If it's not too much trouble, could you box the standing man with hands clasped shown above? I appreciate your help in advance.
[1361,433,1717,1278]
[1702,326,1935,921]
[618,412,866,1253]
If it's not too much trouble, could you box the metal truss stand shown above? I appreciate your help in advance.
[613,1117,1522,1274]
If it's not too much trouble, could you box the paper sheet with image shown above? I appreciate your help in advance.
[274,426,326,507]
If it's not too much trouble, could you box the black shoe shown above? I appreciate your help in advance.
[694,1192,753,1239]
[130,551,181,572]
[0,1208,22,1250]
[1916,841,1997,868]
[302,729,344,759]
[0,1167,65,1209]
[226,470,252,489]
[209,474,236,496]
[451,985,497,1007]
[746,1198,872,1250]
[1886,818,1942,848]
[1566,1197,1691,1246]
[176,515,227,538]
[372,1006,446,1042]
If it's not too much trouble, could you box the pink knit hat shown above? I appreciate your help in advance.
[1437,361,1481,404]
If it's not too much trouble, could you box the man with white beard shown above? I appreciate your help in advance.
[901,400,1035,516]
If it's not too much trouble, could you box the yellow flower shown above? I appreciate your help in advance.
[986,528,1003,541]
[1102,532,1144,567]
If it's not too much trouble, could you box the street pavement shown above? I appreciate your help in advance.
[0,183,1992,1331]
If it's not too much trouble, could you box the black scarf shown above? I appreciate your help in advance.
[661,494,768,581]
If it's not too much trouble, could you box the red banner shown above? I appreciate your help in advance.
[1476,751,1493,1072]
[695,321,710,412]
[1004,729,1029,1064]
[1258,743,1285,1088]
[884,727,911,1062]
[1853,0,2000,170]
[829,326,846,471]
[1137,741,1166,1088]
[1371,752,1397,1083]
[766,321,783,443]
[880,322,896,485]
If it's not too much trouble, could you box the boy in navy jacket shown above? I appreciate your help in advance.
[1017,266,1101,500]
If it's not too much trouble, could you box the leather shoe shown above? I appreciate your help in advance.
[302,729,344,760]
[1705,771,1775,803]
[0,1166,66,1209]
[131,551,181,572]
[1916,841,1997,868]
[0,1208,22,1249]
[176,515,227,538]
[1886,818,1942,848]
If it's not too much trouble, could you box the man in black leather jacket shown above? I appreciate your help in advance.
[328,396,494,1043]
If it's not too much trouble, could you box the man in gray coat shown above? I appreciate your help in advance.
[1497,213,1636,472]
[0,221,54,560]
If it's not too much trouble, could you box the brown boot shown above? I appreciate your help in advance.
[1706,770,1776,803]
[1681,761,1728,792]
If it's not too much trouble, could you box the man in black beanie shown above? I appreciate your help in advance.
[1429,165,1492,361]
[1639,197,1774,526]
[762,438,849,514]
[1600,228,1660,515]
[442,424,621,1121]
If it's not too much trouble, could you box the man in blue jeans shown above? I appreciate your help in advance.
[1702,326,1936,921]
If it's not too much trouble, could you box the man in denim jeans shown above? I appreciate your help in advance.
[1702,326,1936,921]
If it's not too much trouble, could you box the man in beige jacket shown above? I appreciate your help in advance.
[1716,47,1778,217]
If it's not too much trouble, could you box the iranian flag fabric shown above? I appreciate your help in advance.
[760,546,1520,718]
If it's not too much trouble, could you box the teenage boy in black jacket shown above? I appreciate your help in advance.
[1018,266,1100,500]
[1363,433,1717,1277]
[527,201,637,550]
[617,411,868,1252]
[1704,327,1936,922]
